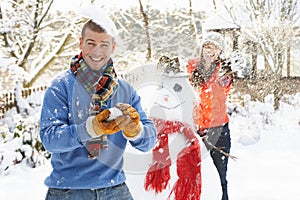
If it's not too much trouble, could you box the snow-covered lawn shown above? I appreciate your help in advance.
[1,96,299,200]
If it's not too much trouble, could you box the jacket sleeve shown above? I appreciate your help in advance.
[186,58,200,74]
[39,80,84,153]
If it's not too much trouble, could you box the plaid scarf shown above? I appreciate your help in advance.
[70,52,119,158]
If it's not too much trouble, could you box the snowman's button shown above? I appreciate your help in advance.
[173,83,182,92]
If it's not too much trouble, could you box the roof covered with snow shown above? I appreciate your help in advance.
[203,12,240,31]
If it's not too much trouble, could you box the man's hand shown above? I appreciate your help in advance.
[115,103,141,138]
[86,103,142,138]
[92,109,126,135]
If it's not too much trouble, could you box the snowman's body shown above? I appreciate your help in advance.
[123,63,199,199]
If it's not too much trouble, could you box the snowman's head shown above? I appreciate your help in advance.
[125,64,197,127]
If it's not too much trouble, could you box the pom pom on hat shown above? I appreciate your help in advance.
[202,32,225,51]
[79,4,118,38]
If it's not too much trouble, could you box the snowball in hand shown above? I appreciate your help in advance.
[106,107,123,121]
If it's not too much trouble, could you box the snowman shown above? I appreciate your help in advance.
[124,56,202,200]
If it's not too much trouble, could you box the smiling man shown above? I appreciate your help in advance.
[39,12,157,200]
[80,21,116,71]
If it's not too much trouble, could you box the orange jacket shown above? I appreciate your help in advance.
[187,59,231,129]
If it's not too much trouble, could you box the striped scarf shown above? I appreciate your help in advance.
[70,52,119,158]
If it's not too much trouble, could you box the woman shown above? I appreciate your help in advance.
[187,32,233,200]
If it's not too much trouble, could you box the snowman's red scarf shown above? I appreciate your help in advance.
[145,118,201,200]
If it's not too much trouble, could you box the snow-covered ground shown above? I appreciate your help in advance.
[0,93,299,200]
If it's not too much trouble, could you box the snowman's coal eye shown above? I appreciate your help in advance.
[173,83,182,92]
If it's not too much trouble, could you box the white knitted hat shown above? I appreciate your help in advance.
[79,5,118,38]
[202,32,225,51]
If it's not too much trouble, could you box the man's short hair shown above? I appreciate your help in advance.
[81,20,106,38]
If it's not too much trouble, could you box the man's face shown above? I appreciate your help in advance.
[80,28,116,71]
[202,43,221,63]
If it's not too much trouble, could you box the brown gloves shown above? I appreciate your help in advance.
[115,103,141,138]
[92,109,122,135]
[87,103,142,139]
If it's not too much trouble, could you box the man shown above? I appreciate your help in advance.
[187,32,233,200]
[39,12,157,200]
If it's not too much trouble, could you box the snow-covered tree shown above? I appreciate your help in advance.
[221,0,300,108]
[0,0,79,88]
[223,0,299,77]
[107,6,204,71]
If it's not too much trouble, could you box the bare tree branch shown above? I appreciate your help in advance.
[138,0,151,61]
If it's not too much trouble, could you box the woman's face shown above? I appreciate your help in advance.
[80,28,116,71]
[202,42,221,63]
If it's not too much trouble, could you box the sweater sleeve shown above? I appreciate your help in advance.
[39,79,84,153]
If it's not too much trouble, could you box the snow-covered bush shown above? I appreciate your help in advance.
[228,92,300,146]
[0,104,49,175]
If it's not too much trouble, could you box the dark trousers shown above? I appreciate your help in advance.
[202,123,231,200]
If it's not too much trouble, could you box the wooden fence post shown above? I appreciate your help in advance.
[0,86,47,119]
